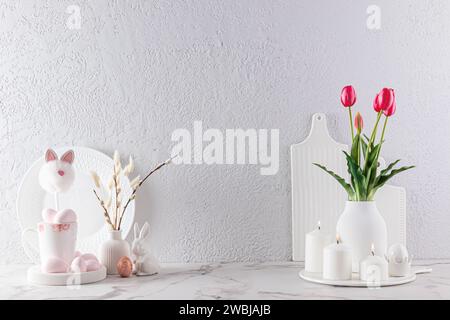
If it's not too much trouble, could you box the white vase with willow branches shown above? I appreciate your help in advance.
[91,151,172,275]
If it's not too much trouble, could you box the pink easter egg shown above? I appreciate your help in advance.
[54,209,77,223]
[70,257,87,273]
[42,208,57,223]
[117,256,133,278]
[85,259,101,272]
[42,257,68,273]
[80,253,99,263]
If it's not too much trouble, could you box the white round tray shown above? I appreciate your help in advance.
[27,265,107,286]
[299,269,417,287]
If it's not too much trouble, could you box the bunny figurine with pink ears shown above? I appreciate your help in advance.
[39,148,78,225]
[27,148,102,275]
[36,149,78,273]
[39,149,75,194]
[132,222,161,276]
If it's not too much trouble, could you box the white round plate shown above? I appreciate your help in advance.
[299,269,416,287]
[17,147,135,261]
[27,265,107,286]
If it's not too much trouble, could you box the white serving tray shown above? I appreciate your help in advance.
[299,267,431,287]
[27,265,107,286]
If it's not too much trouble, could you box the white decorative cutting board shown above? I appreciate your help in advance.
[291,113,406,261]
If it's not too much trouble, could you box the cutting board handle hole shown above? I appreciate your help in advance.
[314,113,324,121]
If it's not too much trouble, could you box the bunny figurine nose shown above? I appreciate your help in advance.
[58,170,65,176]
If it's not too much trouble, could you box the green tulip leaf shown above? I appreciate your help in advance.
[312,163,355,199]
[363,134,371,142]
[369,165,415,199]
[343,151,366,201]
[361,138,368,160]
[380,159,401,176]
[351,134,361,166]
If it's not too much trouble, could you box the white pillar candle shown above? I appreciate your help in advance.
[305,221,332,273]
[360,244,388,281]
[322,235,352,280]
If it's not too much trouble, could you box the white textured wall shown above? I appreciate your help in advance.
[1,1,449,263]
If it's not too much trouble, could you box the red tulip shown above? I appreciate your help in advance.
[374,88,395,112]
[340,85,356,107]
[384,99,396,117]
[373,95,382,112]
[354,112,363,133]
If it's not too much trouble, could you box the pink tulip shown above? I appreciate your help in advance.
[340,85,356,107]
[384,100,396,117]
[354,112,363,133]
[374,88,395,112]
[373,95,382,112]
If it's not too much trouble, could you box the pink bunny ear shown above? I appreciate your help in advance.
[45,149,58,162]
[61,150,75,164]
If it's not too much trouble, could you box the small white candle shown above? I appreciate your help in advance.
[305,221,332,273]
[323,234,352,280]
[360,244,388,281]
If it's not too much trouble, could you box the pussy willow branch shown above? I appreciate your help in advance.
[113,164,119,230]
[117,156,175,230]
[93,188,114,229]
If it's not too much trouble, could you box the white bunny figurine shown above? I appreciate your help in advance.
[132,222,161,276]
[38,148,75,193]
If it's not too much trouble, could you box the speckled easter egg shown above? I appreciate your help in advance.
[117,256,133,277]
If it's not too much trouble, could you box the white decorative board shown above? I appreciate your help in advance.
[291,113,406,261]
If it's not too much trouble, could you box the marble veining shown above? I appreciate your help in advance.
[0,260,449,300]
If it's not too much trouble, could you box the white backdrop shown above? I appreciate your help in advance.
[0,0,449,263]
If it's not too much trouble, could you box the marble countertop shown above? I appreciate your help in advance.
[1,260,449,300]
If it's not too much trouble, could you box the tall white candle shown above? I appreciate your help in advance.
[360,244,388,281]
[305,221,332,273]
[323,234,352,280]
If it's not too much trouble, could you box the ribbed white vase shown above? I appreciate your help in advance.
[336,201,387,272]
[99,230,131,275]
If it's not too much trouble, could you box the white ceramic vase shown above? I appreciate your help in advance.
[99,230,131,275]
[336,201,387,272]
